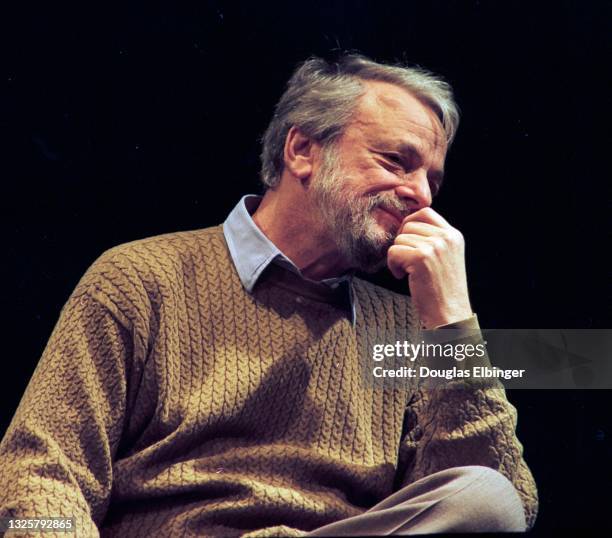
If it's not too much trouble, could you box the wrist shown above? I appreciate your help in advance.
[420,307,474,330]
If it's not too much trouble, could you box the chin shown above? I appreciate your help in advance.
[368,220,395,245]
[372,209,401,236]
[347,224,393,273]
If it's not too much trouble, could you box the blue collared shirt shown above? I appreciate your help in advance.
[223,195,356,325]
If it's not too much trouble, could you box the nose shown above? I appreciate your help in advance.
[393,169,432,210]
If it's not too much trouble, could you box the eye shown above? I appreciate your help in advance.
[384,153,403,166]
[380,153,405,172]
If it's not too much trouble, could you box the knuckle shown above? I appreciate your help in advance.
[420,244,434,259]
[445,227,463,245]
[431,237,446,252]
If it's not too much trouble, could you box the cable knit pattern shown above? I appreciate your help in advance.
[0,225,537,536]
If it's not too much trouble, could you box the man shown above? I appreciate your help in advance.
[1,55,537,536]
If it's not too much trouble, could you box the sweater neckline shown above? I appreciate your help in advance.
[257,263,351,309]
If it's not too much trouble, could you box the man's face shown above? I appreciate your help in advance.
[309,81,448,272]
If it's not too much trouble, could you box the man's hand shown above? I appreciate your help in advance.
[387,207,473,329]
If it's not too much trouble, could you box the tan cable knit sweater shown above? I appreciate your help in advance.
[0,225,537,536]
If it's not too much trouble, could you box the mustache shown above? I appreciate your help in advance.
[367,192,412,220]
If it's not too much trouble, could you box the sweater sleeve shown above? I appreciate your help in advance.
[0,279,136,536]
[397,315,539,529]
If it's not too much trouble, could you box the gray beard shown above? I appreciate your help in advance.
[310,150,411,273]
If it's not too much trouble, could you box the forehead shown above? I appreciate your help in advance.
[349,80,447,153]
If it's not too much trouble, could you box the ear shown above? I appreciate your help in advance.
[283,126,318,182]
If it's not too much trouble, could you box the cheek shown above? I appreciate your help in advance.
[360,165,399,192]
[337,161,394,197]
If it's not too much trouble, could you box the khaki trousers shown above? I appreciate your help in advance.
[307,466,527,535]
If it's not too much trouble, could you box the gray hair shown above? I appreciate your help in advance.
[260,54,460,189]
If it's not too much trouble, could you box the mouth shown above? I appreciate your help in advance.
[375,206,404,229]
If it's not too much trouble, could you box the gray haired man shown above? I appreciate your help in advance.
[0,55,537,536]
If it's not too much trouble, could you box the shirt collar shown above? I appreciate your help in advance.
[223,195,356,324]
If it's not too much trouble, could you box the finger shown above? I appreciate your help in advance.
[393,233,430,247]
[397,221,442,237]
[387,244,421,279]
[401,207,450,228]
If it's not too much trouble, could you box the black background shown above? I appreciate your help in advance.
[2,0,610,533]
